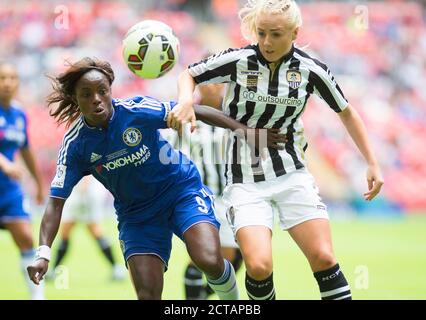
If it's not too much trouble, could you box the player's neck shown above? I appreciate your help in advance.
[83,114,111,130]
[0,97,12,108]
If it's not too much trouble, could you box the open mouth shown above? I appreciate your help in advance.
[94,107,104,114]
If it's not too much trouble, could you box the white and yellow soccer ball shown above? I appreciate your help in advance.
[122,20,180,79]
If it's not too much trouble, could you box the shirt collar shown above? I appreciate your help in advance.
[82,116,99,130]
[109,103,116,123]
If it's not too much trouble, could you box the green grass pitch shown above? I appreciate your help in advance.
[1,215,425,300]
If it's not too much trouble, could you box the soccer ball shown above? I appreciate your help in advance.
[122,20,180,79]
[124,20,173,38]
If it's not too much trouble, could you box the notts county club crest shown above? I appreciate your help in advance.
[286,70,302,89]
[123,127,142,146]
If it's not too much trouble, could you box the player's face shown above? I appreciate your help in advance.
[255,11,298,63]
[0,64,19,105]
[74,70,113,128]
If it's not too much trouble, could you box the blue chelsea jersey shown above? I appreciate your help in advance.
[50,96,203,222]
[0,102,29,203]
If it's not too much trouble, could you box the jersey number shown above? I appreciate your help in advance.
[196,196,208,213]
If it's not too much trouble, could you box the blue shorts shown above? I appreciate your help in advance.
[0,195,29,226]
[118,186,220,269]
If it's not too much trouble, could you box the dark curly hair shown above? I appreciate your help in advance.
[46,57,115,127]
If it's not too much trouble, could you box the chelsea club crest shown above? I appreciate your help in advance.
[122,127,142,146]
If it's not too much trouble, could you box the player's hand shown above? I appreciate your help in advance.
[245,128,287,150]
[265,128,287,150]
[363,164,384,201]
[27,259,49,285]
[243,128,287,162]
[2,162,23,180]
[167,102,197,135]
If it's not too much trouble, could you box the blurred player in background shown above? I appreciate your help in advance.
[183,82,243,299]
[0,62,45,299]
[47,176,125,281]
[25,57,282,300]
[171,0,384,300]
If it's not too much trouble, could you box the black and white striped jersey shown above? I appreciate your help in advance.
[188,44,349,185]
[189,122,226,196]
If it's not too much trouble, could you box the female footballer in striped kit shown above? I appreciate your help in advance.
[170,0,384,300]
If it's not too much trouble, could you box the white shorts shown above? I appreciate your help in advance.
[222,168,329,234]
[62,177,112,224]
[214,197,238,248]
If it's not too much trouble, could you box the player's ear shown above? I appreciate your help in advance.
[292,27,299,41]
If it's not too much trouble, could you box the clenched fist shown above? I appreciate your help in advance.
[27,259,49,285]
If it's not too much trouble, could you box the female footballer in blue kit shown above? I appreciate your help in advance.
[0,62,45,299]
[27,57,286,300]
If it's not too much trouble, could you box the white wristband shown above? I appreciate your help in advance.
[35,245,51,261]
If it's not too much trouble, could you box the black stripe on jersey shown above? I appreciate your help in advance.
[212,126,224,194]
[239,102,255,125]
[224,132,232,184]
[295,48,347,112]
[284,57,304,170]
[229,85,241,119]
[286,95,309,163]
[271,56,303,128]
[239,55,259,125]
[306,70,315,95]
[237,55,266,182]
[255,104,276,128]
[193,60,238,84]
[254,47,295,128]
[263,60,286,177]
[255,60,284,128]
[201,160,208,186]
[272,105,296,129]
[334,82,346,102]
[227,77,243,184]
[228,81,243,183]
[215,163,224,194]
[199,129,224,194]
[231,135,243,184]
[198,140,208,185]
[309,70,341,112]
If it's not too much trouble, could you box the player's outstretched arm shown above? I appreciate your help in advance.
[193,104,287,150]
[27,197,65,285]
[338,104,384,201]
[169,69,197,133]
